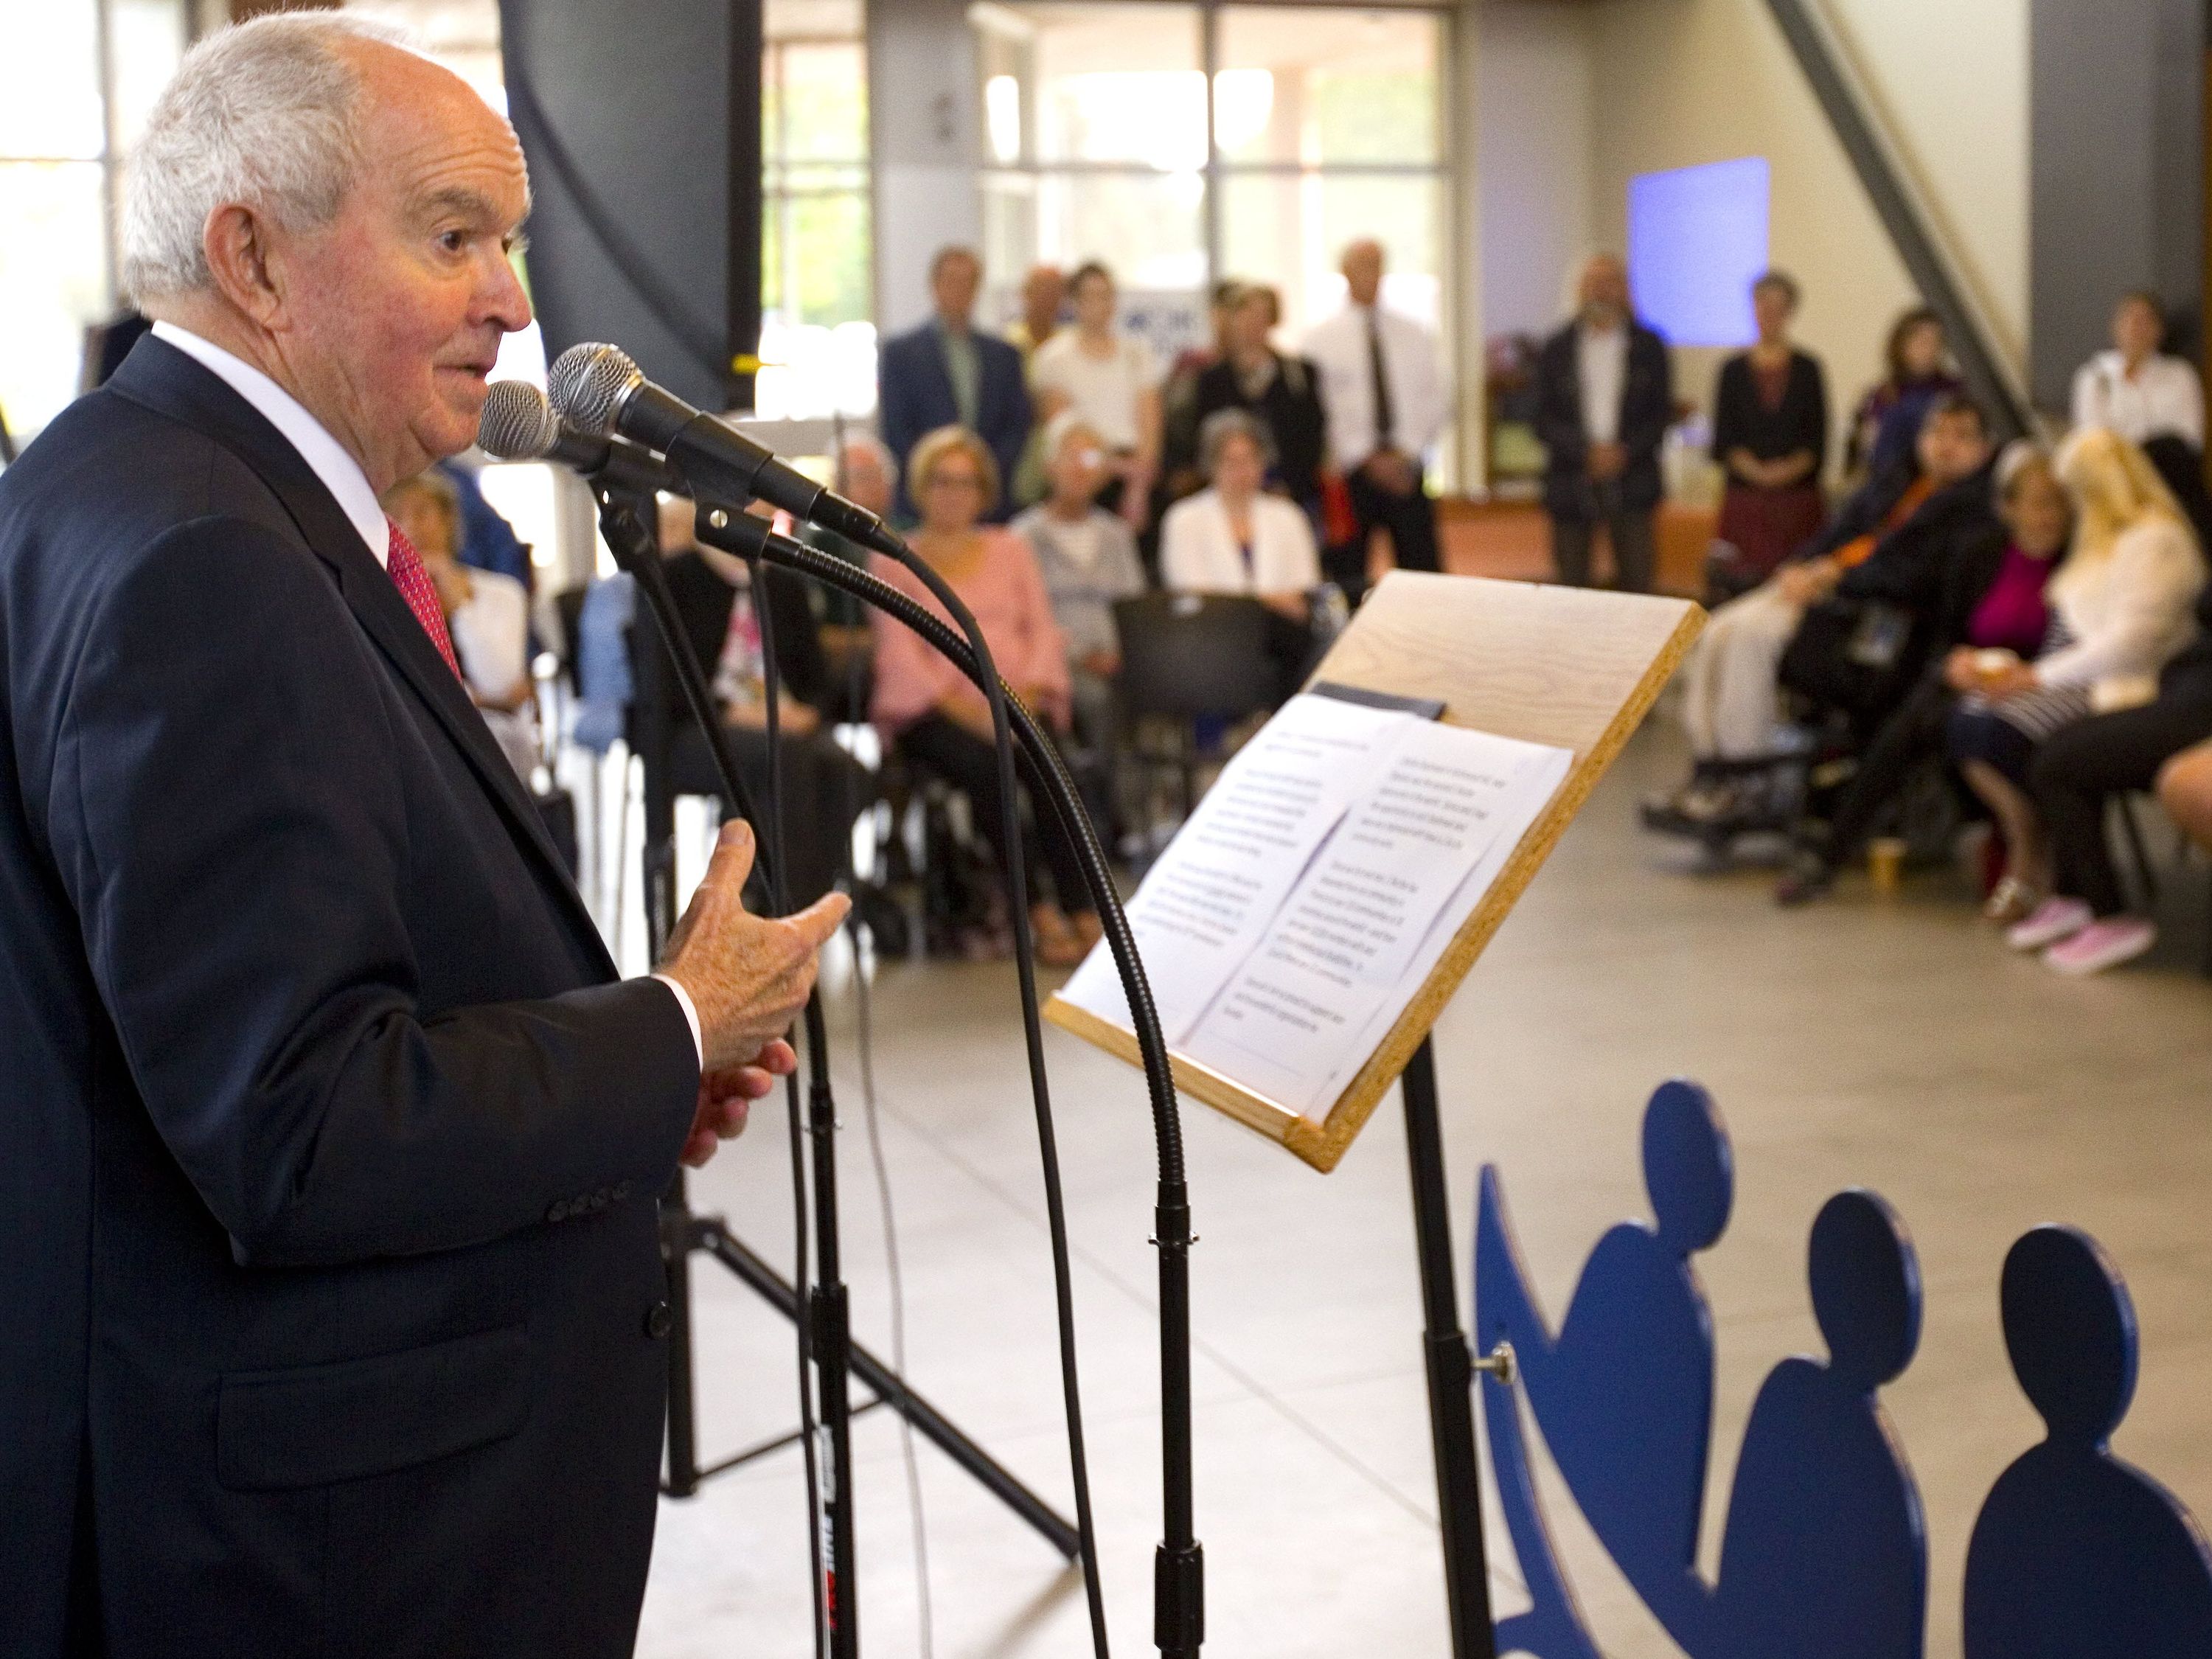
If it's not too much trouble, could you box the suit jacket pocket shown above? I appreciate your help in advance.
[218,1324,531,1491]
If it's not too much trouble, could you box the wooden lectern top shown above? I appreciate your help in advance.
[1046,571,1704,1172]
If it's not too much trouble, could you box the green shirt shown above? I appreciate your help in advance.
[936,318,981,431]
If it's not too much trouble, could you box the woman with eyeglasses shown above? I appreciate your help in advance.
[872,425,1100,963]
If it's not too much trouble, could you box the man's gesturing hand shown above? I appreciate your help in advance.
[659,820,851,1075]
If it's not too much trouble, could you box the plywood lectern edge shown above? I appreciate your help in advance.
[1046,571,1707,1172]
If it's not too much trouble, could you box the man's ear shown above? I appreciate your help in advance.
[202,203,288,331]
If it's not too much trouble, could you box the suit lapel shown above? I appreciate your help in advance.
[107,339,611,970]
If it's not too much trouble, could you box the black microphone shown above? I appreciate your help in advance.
[476,379,686,498]
[546,343,887,548]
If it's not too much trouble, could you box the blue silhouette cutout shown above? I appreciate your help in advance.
[1476,1082,1927,1658]
[1696,1188,1926,1659]
[1964,1225,2212,1658]
[1475,1079,1730,1636]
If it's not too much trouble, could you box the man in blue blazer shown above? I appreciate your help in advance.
[877,245,1032,520]
[0,17,846,1656]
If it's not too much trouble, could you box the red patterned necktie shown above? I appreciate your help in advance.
[384,517,463,680]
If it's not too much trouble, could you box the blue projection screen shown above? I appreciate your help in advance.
[1627,156,1770,348]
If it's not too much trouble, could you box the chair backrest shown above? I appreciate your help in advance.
[1112,591,1276,720]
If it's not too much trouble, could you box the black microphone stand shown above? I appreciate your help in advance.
[591,490,1082,1659]
[692,507,1205,1659]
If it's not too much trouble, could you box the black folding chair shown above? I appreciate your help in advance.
[1111,591,1279,831]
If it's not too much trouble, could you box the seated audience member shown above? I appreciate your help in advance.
[1776,442,2065,905]
[878,246,1032,521]
[1192,282,1329,519]
[1030,261,1165,531]
[2071,291,2203,451]
[1160,408,1323,617]
[1655,395,1994,828]
[383,469,538,781]
[1993,431,2208,974]
[871,426,1099,964]
[1013,413,1147,762]
[1846,306,1958,484]
[793,432,897,706]
[1711,271,1828,589]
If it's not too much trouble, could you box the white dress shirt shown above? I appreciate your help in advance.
[1576,321,1630,445]
[1159,489,1322,597]
[148,321,705,1061]
[1302,303,1452,470]
[2070,350,2205,449]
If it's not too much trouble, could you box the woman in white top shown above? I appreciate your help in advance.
[1159,408,1322,623]
[1962,428,2204,960]
[383,470,540,782]
[2070,291,2204,450]
[1029,261,1164,530]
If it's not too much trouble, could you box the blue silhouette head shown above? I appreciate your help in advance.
[1809,1190,1921,1392]
[2001,1225,2138,1446]
[1643,1079,1733,1256]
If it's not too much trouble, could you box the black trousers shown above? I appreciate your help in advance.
[669,719,872,908]
[898,713,1093,915]
[1551,484,1656,593]
[2031,688,2212,917]
[1817,673,1955,869]
[1342,468,1441,594]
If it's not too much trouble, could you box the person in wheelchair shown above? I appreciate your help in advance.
[1774,441,2067,905]
[872,425,1101,967]
[1647,394,1996,839]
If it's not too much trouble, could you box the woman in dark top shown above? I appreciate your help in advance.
[1845,305,1960,484]
[1192,282,1329,516]
[1776,440,2068,907]
[1712,271,1829,586]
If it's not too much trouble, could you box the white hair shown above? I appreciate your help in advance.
[121,13,416,303]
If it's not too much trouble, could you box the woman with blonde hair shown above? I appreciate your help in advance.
[1963,427,2205,970]
[871,425,1099,962]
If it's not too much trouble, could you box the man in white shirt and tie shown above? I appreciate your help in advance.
[1304,239,1452,598]
[1534,253,1675,592]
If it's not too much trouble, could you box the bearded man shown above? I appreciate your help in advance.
[0,16,846,1655]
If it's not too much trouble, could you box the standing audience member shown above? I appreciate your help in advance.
[384,468,538,781]
[1711,271,1829,590]
[1991,430,2207,973]
[1304,239,1451,594]
[871,426,1098,964]
[1162,277,1245,501]
[1650,396,1994,829]
[1005,263,1065,360]
[1193,282,1329,518]
[1014,412,1147,761]
[437,456,532,585]
[877,246,1031,521]
[1030,261,1164,531]
[1534,252,1674,593]
[1775,442,2065,906]
[2070,291,2204,451]
[1845,306,1958,484]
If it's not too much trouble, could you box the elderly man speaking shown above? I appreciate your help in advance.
[0,17,846,1655]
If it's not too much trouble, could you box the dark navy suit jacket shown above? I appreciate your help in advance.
[1533,318,1675,519]
[876,317,1031,521]
[0,338,700,1657]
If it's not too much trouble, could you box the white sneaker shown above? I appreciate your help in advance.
[2044,917,2157,976]
[2006,896,2093,951]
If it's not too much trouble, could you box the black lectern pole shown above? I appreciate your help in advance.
[1402,1037,1500,1659]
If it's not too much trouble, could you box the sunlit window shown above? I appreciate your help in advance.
[973,4,1450,380]
[1,0,187,447]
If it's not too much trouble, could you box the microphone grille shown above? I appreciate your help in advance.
[476,379,560,461]
[549,342,641,438]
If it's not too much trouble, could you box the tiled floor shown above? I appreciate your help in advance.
[635,714,2212,1659]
